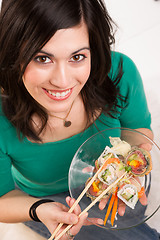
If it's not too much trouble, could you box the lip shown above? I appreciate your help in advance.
[43,88,72,101]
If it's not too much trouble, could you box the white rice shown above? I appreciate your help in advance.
[117,184,138,209]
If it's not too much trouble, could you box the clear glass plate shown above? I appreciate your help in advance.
[69,128,160,230]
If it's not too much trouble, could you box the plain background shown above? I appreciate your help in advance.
[105,0,160,101]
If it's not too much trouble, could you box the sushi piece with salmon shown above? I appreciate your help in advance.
[125,147,152,176]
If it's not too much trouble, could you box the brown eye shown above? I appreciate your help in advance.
[70,54,86,62]
[34,56,51,64]
[72,55,81,61]
[39,57,47,62]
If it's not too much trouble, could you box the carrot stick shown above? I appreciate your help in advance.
[111,192,118,226]
[138,186,145,198]
[103,186,118,226]
[103,194,115,225]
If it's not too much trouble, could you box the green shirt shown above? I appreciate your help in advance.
[0,52,151,197]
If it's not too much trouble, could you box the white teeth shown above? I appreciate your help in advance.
[61,92,66,97]
[47,89,70,97]
[56,92,61,97]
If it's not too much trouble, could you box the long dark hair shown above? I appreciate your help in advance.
[0,0,123,141]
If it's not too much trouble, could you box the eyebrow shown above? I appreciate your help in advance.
[38,47,90,57]
[72,47,90,55]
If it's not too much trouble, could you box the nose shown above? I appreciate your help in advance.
[49,62,70,89]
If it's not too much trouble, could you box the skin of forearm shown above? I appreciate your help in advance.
[135,128,154,140]
[0,189,39,223]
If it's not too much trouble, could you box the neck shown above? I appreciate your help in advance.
[48,101,74,128]
[31,97,88,143]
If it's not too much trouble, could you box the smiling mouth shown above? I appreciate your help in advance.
[45,88,71,98]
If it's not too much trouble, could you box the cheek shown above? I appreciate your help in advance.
[23,64,37,87]
[23,72,36,86]
[23,67,48,88]
[78,64,91,85]
[23,74,37,96]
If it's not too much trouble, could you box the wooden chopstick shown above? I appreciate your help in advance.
[48,153,112,240]
[54,171,127,240]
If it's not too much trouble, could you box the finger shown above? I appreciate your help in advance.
[82,166,94,173]
[70,199,81,216]
[139,193,148,205]
[118,200,126,216]
[70,212,88,235]
[139,143,152,151]
[72,202,81,216]
[66,197,81,216]
[54,210,78,225]
[84,217,104,226]
[66,196,72,207]
[99,196,109,210]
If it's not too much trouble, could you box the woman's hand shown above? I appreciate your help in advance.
[98,172,148,218]
[36,196,88,239]
[98,194,126,216]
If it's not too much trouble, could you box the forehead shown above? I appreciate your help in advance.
[41,22,90,55]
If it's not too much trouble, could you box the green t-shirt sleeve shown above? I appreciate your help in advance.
[113,52,151,129]
[0,149,15,196]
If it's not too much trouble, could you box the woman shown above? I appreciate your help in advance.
[0,0,159,239]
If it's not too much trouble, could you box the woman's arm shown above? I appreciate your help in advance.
[0,190,88,238]
[0,189,39,222]
[135,128,153,140]
[135,128,154,151]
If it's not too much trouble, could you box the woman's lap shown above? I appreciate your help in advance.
[24,191,160,240]
[24,221,160,240]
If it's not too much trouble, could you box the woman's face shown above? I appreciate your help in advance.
[23,22,91,115]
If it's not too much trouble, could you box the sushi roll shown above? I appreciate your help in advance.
[98,162,118,185]
[86,177,109,201]
[98,158,125,185]
[126,147,152,176]
[117,184,138,209]
[97,146,118,167]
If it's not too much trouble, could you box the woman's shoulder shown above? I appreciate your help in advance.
[111,51,138,72]
[110,51,142,87]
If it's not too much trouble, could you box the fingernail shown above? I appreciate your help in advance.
[66,196,70,201]
[119,209,125,216]
[97,219,104,225]
[99,204,105,210]
[71,199,75,205]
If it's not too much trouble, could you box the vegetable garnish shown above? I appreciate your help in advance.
[138,186,145,199]
[92,181,100,193]
[125,166,132,172]
[104,194,115,226]
[127,160,142,168]
[111,192,118,226]
[104,187,118,226]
